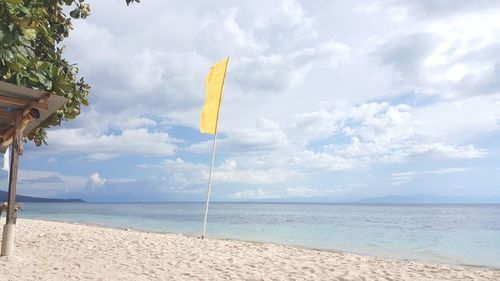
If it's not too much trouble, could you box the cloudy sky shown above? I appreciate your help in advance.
[8,0,500,202]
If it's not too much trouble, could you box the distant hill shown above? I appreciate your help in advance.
[356,194,500,204]
[0,190,86,203]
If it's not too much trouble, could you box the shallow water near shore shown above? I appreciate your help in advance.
[17,202,500,268]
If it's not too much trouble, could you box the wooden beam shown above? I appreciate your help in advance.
[0,95,48,110]
[0,111,15,121]
[0,108,41,146]
[29,101,48,110]
[6,110,22,225]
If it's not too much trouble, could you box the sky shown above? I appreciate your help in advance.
[5,0,500,202]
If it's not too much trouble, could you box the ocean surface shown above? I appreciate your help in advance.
[15,202,500,268]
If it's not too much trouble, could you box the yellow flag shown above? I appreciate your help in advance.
[200,57,229,134]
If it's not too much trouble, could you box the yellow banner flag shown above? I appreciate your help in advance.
[200,57,229,134]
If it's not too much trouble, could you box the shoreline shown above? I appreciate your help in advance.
[19,217,499,271]
[1,218,499,280]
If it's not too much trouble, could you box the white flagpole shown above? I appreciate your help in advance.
[201,57,228,239]
[201,130,218,239]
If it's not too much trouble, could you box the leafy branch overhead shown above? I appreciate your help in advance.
[0,0,139,146]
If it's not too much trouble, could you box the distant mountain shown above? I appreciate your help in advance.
[356,194,500,204]
[0,190,86,203]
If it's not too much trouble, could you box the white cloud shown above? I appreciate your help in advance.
[390,167,469,185]
[316,101,487,163]
[232,40,350,93]
[218,8,267,53]
[411,94,500,142]
[162,158,207,188]
[25,0,500,200]
[45,128,178,160]
[374,5,500,99]
[255,0,317,43]
[286,186,325,197]
[231,188,276,200]
[85,172,107,190]
[406,143,486,159]
[292,150,352,172]
[187,98,489,182]
[162,158,290,188]
[215,159,289,184]
[186,118,289,154]
[13,170,87,197]
[290,108,346,143]
[118,117,157,130]
[230,186,343,200]
[46,157,57,163]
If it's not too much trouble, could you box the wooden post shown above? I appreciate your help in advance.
[1,110,22,257]
[6,110,22,224]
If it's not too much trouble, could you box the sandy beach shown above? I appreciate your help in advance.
[0,219,498,280]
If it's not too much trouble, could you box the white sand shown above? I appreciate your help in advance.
[0,219,498,280]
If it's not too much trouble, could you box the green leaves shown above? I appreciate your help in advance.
[69,8,80,19]
[69,2,90,19]
[0,0,137,146]
[6,0,23,5]
[22,28,36,40]
[0,49,14,61]
[126,0,140,6]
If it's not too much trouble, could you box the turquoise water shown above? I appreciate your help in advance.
[14,202,500,268]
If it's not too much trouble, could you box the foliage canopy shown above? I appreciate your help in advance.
[0,0,138,145]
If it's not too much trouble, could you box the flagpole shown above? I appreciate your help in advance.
[201,130,218,239]
[200,57,229,239]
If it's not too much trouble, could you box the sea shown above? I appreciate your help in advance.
[16,202,500,268]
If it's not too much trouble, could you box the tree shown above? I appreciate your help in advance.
[0,0,138,146]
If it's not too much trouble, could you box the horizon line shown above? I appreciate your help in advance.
[26,201,500,205]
